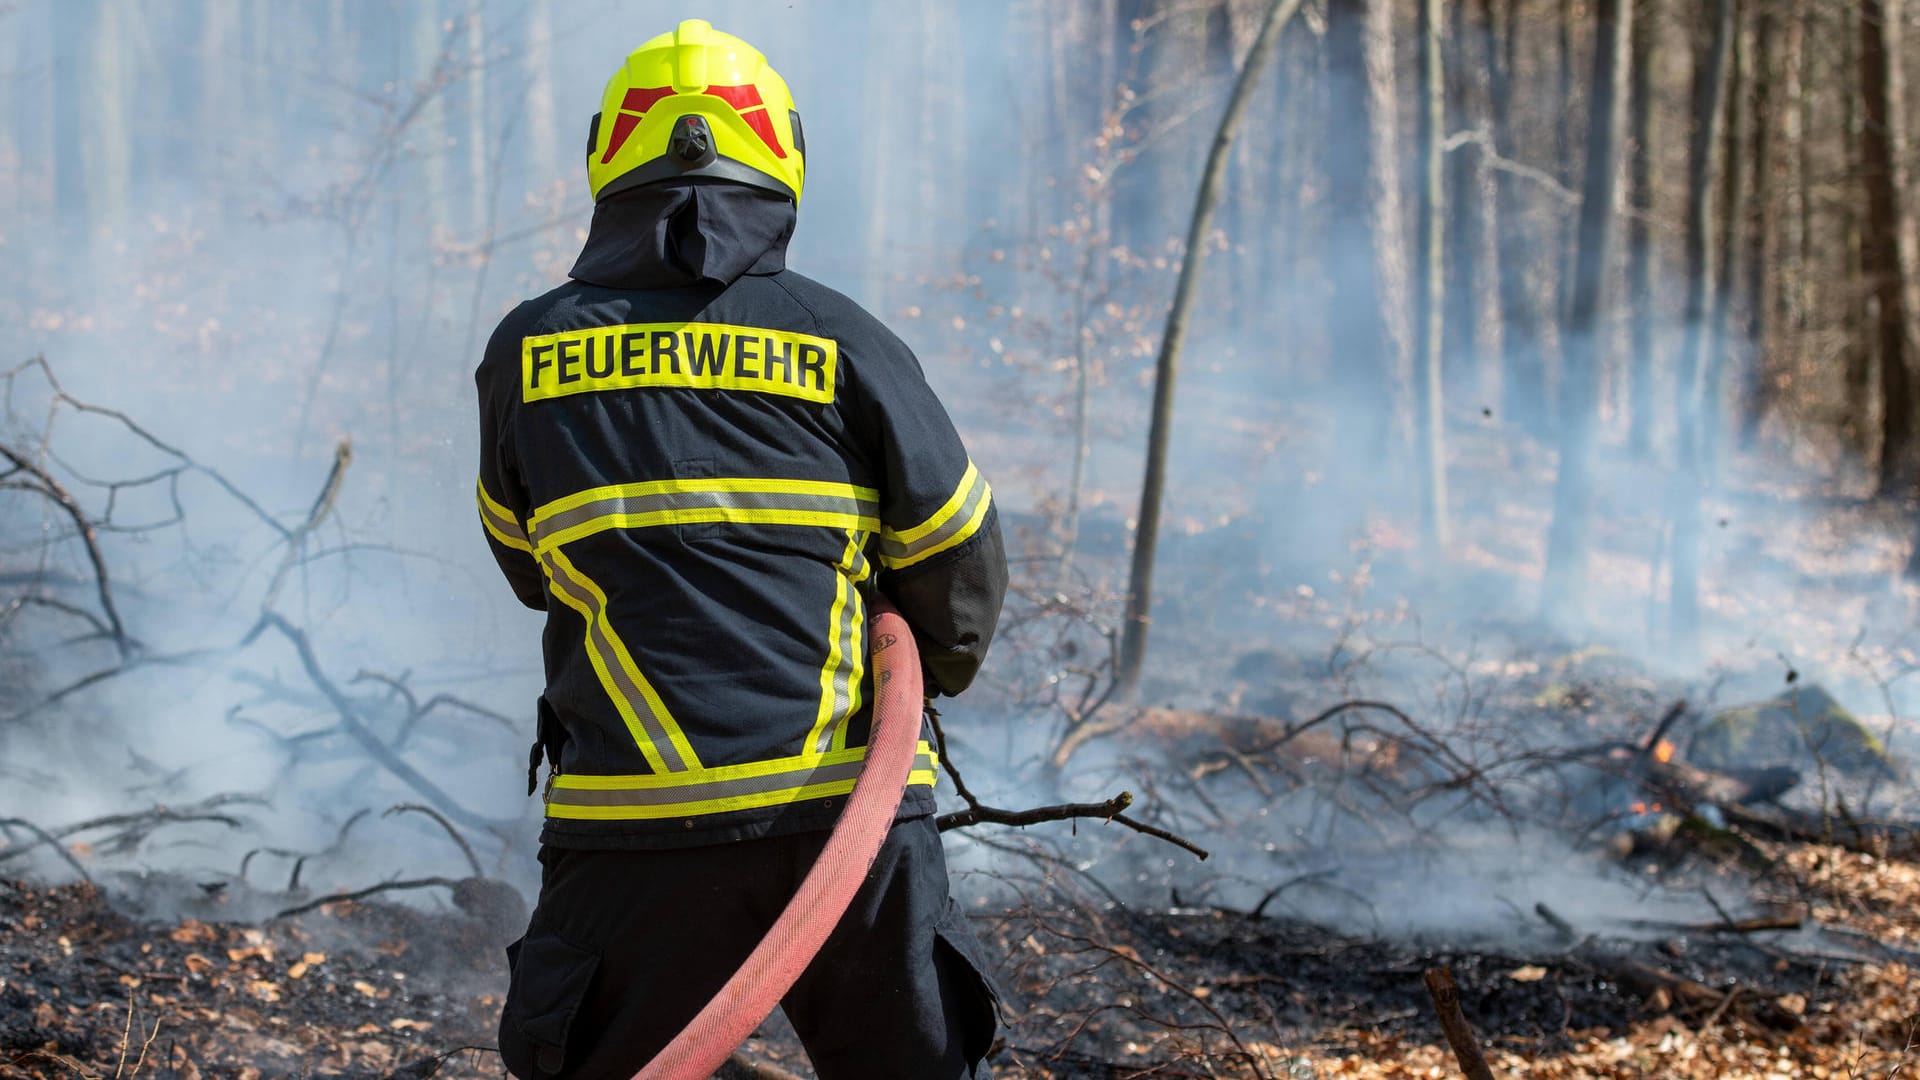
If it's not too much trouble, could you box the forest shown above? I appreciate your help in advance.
[0,0,1917,1077]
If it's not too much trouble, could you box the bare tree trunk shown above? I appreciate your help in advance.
[1779,0,1807,340]
[1540,0,1632,619]
[49,1,89,233]
[88,2,129,230]
[1669,0,1736,654]
[414,3,450,234]
[1737,7,1776,447]
[1321,0,1394,460]
[1843,1,1874,456]
[1115,0,1303,700]
[1444,0,1482,391]
[1861,0,1917,496]
[464,0,488,235]
[523,3,558,195]
[1702,5,1747,484]
[1489,0,1548,433]
[1366,0,1411,457]
[1416,0,1450,548]
[1626,0,1659,459]
[1907,515,1920,579]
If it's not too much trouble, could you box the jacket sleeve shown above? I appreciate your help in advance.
[846,327,1008,697]
[476,320,547,611]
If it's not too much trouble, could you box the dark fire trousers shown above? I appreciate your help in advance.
[499,814,999,1079]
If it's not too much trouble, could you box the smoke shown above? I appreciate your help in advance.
[0,0,1913,950]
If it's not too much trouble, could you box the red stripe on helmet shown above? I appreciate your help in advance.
[601,86,678,164]
[701,84,764,111]
[601,83,789,166]
[739,108,788,159]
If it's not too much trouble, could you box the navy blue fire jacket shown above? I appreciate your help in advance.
[475,180,1007,849]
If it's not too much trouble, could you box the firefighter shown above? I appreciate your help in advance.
[475,19,1008,1080]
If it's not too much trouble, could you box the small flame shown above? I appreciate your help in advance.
[1654,739,1675,764]
[1631,802,1647,815]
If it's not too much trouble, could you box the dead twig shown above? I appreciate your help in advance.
[238,808,372,890]
[274,875,462,919]
[247,612,508,837]
[0,441,130,655]
[0,818,93,881]
[385,802,484,877]
[929,708,1209,859]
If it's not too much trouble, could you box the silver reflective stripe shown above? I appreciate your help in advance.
[478,491,528,545]
[539,551,688,773]
[548,750,938,809]
[533,488,878,546]
[879,471,989,565]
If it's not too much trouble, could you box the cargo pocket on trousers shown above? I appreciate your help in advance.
[499,923,600,1079]
[933,899,1003,1073]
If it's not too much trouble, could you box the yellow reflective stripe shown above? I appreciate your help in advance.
[806,533,857,755]
[831,576,866,753]
[833,540,872,752]
[533,477,879,523]
[527,478,880,553]
[476,478,531,553]
[889,482,991,570]
[538,547,702,773]
[888,462,979,546]
[879,463,992,570]
[810,529,871,754]
[545,743,939,820]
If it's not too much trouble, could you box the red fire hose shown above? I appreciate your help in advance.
[632,597,925,1080]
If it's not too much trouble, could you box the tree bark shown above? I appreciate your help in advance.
[1843,1,1874,455]
[414,2,450,234]
[1114,0,1304,700]
[1701,5,1747,484]
[1444,0,1483,392]
[1669,0,1736,655]
[1778,0,1807,340]
[1737,7,1776,448]
[1626,0,1660,458]
[523,3,558,194]
[1488,0,1548,433]
[1423,968,1499,1080]
[50,2,91,233]
[1415,0,1450,548]
[1540,0,1632,619]
[1861,0,1916,496]
[1320,0,1395,459]
[464,0,488,235]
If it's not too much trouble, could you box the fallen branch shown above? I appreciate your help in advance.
[385,802,484,877]
[0,795,260,867]
[0,818,93,882]
[0,441,130,655]
[247,612,509,837]
[1619,914,1804,935]
[274,876,461,919]
[928,708,1209,859]
[238,808,372,891]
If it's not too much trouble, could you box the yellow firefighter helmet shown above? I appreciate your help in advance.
[587,19,806,205]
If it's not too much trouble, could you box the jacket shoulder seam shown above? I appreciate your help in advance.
[767,273,828,336]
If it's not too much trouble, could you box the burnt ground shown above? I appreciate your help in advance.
[3,847,1915,1080]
